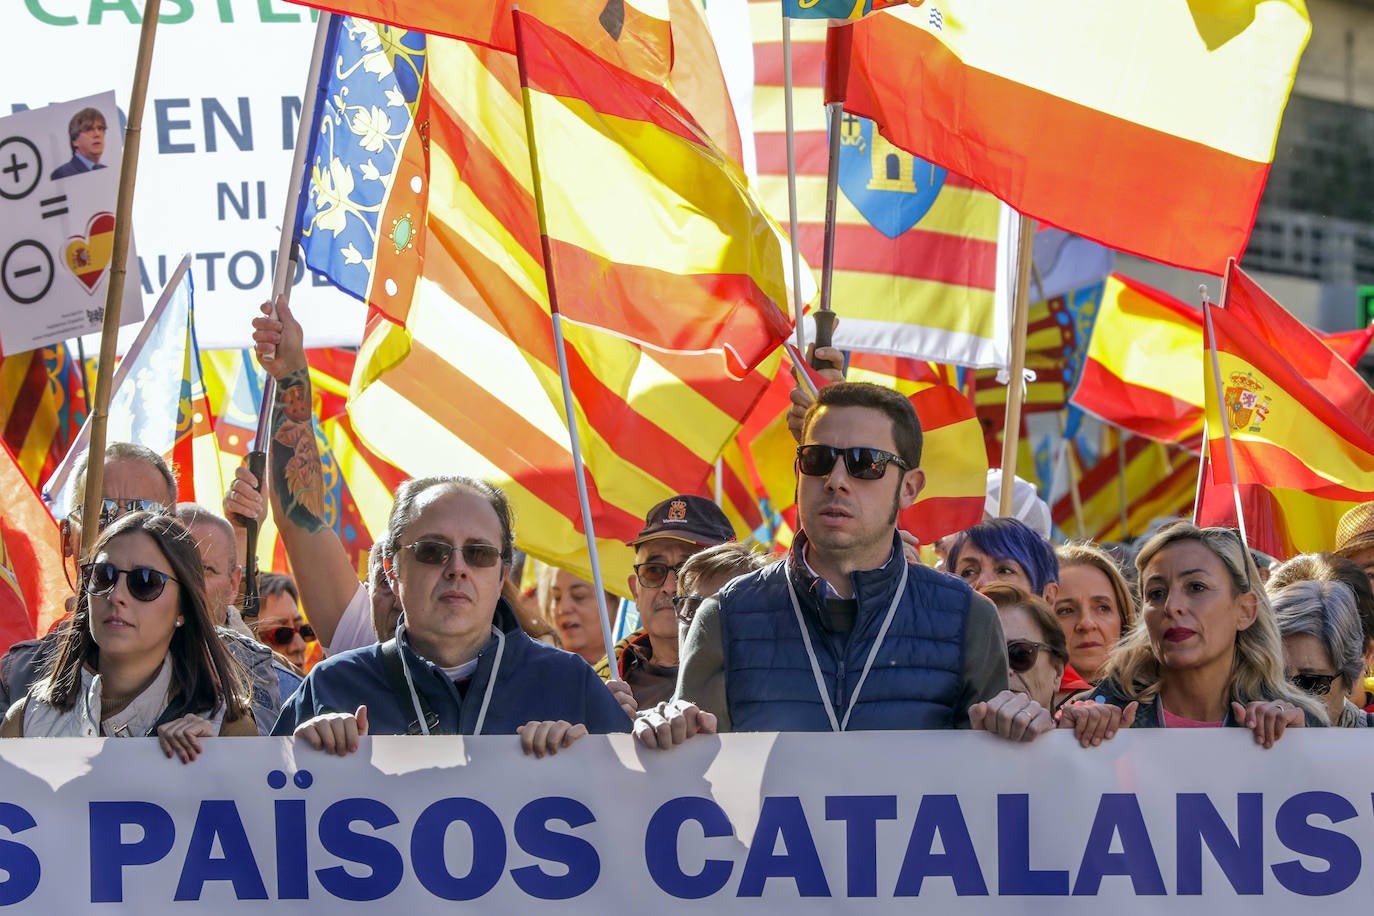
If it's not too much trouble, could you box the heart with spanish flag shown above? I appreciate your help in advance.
[63,211,115,294]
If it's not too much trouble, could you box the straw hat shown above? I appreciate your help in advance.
[1334,502,1374,558]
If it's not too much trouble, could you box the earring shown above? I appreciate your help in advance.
[175,619,184,628]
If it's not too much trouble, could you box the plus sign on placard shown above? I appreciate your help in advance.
[0,137,41,202]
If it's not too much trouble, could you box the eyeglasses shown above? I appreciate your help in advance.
[1007,639,1052,673]
[72,498,167,529]
[796,444,911,480]
[260,624,317,647]
[634,561,684,589]
[83,562,178,602]
[1288,672,1339,697]
[672,594,706,624]
[402,540,503,568]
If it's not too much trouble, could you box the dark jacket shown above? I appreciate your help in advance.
[720,533,977,731]
[272,599,630,736]
[1084,677,1326,728]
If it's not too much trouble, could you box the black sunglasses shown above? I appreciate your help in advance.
[1007,639,1052,673]
[671,594,706,624]
[261,624,317,647]
[72,498,167,529]
[634,561,685,589]
[403,540,503,568]
[1288,672,1339,697]
[84,562,179,602]
[796,444,911,480]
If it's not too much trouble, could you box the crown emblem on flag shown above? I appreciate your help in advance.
[667,499,688,521]
[1224,371,1271,433]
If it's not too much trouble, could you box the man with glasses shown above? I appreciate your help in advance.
[255,573,313,671]
[650,382,1046,745]
[596,496,735,711]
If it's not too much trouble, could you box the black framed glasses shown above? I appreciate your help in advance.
[1007,639,1052,673]
[83,562,179,602]
[1288,672,1339,697]
[796,444,911,480]
[402,541,503,568]
[634,561,684,589]
[260,624,317,647]
[672,594,706,624]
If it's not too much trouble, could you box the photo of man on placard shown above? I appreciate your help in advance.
[50,107,107,180]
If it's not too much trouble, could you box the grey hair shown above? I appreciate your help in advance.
[1272,580,1366,688]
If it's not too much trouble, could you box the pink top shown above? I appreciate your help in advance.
[1159,704,1224,729]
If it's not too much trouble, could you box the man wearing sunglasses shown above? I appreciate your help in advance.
[654,382,1041,745]
[595,495,735,712]
[256,573,313,670]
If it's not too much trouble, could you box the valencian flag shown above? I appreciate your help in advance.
[1071,274,1206,452]
[1200,262,1374,557]
[516,11,793,375]
[329,21,779,589]
[782,0,904,19]
[0,439,67,642]
[752,1,1008,367]
[843,1,1311,273]
[1052,434,1197,543]
[281,0,743,164]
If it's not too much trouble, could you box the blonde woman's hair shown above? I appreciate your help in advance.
[1099,521,1327,724]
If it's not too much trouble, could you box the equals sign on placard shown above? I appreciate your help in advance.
[39,195,67,219]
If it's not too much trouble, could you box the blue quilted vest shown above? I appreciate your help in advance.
[720,533,972,731]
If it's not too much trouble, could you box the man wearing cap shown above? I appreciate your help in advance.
[1336,502,1374,585]
[595,495,735,711]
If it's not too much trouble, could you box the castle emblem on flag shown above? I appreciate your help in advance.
[1224,371,1271,433]
[837,113,945,239]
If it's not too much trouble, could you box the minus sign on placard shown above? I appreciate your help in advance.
[13,266,41,278]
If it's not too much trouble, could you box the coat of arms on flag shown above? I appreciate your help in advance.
[1224,372,1271,433]
[836,113,945,239]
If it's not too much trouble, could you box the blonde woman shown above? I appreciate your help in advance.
[1071,522,1325,746]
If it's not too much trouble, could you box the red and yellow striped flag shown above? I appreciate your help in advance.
[0,438,67,643]
[844,1,1311,273]
[517,12,793,376]
[0,344,87,489]
[1071,274,1205,452]
[347,34,777,594]
[1200,263,1374,556]
[750,0,1007,367]
[1053,433,1197,543]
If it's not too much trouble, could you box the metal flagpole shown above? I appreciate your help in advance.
[79,0,162,556]
[812,22,853,367]
[1201,267,1251,547]
[781,14,809,356]
[514,10,618,667]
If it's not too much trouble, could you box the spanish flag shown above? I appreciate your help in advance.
[0,439,67,642]
[1200,262,1374,556]
[1071,275,1205,452]
[843,1,1311,273]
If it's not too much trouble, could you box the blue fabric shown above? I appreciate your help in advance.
[721,533,971,731]
[272,600,629,736]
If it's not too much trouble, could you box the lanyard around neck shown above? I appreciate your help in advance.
[397,621,505,736]
[785,558,907,732]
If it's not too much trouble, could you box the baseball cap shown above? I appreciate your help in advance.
[984,469,1052,540]
[1335,502,1374,557]
[630,495,735,549]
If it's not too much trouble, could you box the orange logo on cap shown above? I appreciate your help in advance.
[667,499,687,522]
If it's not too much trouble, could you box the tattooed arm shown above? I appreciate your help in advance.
[252,298,363,650]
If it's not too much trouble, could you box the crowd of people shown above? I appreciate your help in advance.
[6,304,1373,762]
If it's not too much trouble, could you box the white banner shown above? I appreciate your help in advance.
[0,2,365,350]
[0,731,1369,911]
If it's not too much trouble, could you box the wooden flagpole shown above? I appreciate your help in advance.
[997,214,1035,516]
[79,0,162,556]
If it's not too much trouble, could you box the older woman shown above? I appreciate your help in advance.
[947,518,1059,602]
[2,512,255,761]
[274,476,629,756]
[1272,580,1370,727]
[1054,543,1137,699]
[982,584,1067,711]
[1083,522,1325,745]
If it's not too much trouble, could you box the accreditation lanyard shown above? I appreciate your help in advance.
[397,620,505,736]
[785,559,907,732]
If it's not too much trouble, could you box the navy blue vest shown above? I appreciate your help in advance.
[720,534,972,731]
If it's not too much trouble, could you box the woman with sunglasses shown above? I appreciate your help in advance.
[1,512,254,760]
[274,476,629,757]
[982,584,1067,711]
[1273,580,1371,727]
[1070,522,1326,745]
[255,573,314,672]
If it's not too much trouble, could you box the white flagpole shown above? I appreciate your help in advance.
[781,14,809,356]
[1201,267,1250,547]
